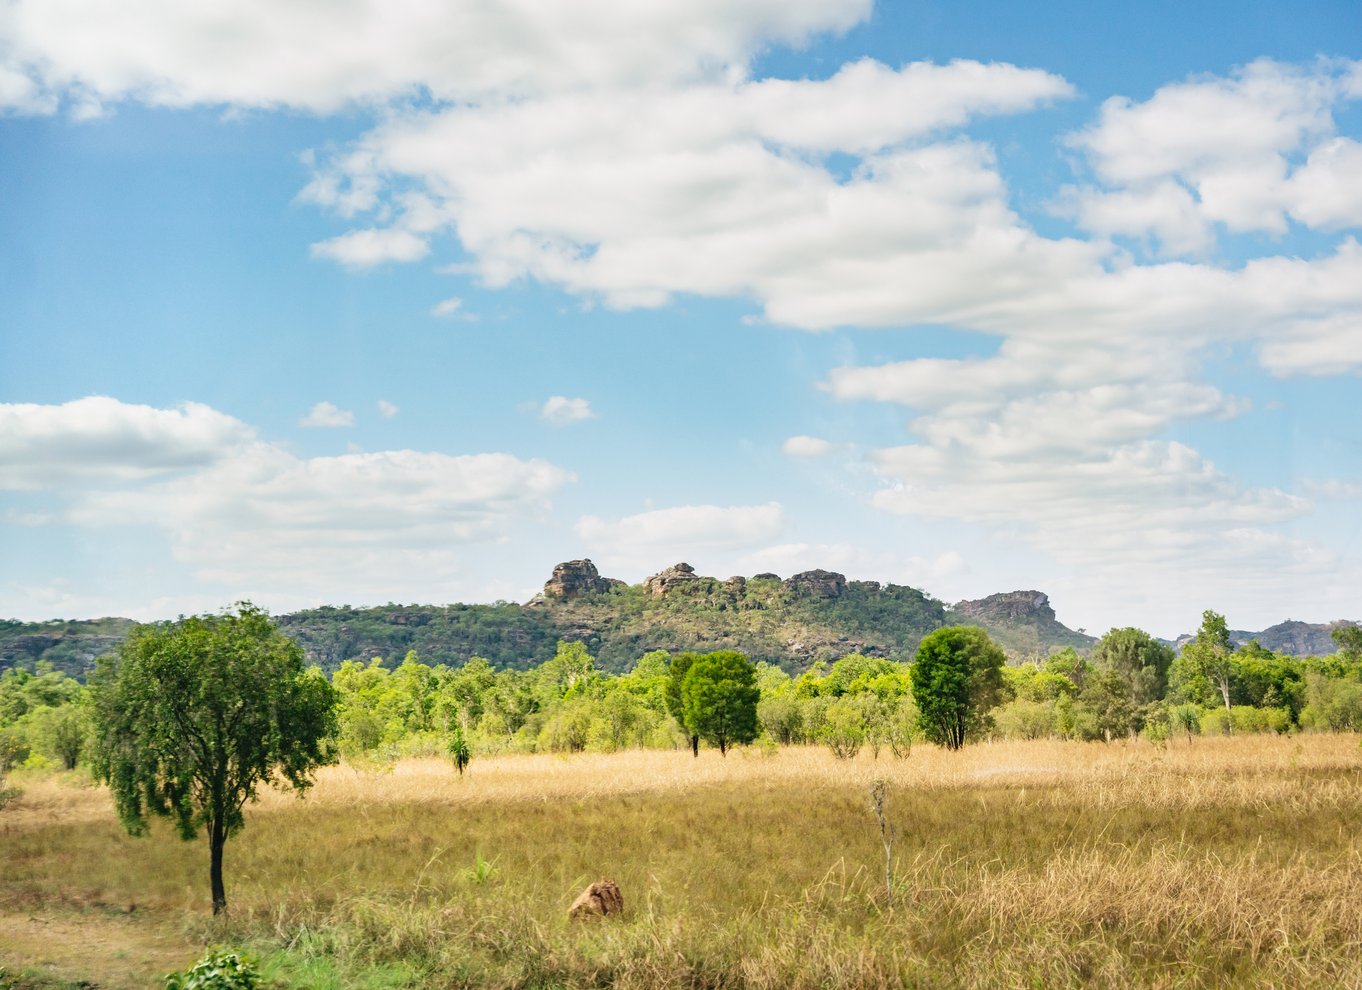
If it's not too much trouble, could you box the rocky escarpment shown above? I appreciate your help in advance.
[542,559,615,600]
[644,562,700,597]
[784,569,848,599]
[948,590,1094,657]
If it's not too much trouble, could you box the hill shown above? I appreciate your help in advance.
[14,559,1347,679]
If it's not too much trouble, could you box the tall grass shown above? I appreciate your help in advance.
[4,735,1362,988]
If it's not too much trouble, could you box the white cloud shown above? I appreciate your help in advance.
[1287,138,1362,230]
[430,297,466,319]
[302,67,1077,321]
[540,396,594,426]
[782,435,835,457]
[1065,58,1362,254]
[577,502,786,568]
[0,0,871,112]
[2,398,576,607]
[69,446,573,601]
[377,400,400,418]
[0,396,254,489]
[299,401,355,428]
[309,228,430,269]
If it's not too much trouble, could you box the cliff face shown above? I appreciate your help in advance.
[541,559,614,600]
[947,591,1095,657]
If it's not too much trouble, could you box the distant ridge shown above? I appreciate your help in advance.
[2,561,1354,679]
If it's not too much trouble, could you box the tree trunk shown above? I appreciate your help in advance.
[718,738,727,757]
[690,734,699,758]
[209,817,227,915]
[1218,676,1232,717]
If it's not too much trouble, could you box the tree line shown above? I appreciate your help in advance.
[3,604,1361,915]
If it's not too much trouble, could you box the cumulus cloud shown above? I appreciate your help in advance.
[0,396,254,489]
[5,398,575,605]
[299,401,355,428]
[309,228,430,269]
[1064,58,1362,254]
[782,435,835,457]
[577,502,786,568]
[377,400,400,418]
[540,396,594,426]
[70,446,572,599]
[0,0,871,112]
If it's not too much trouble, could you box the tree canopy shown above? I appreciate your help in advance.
[89,603,338,914]
[910,626,1005,750]
[680,650,759,756]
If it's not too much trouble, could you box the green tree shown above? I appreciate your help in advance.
[1331,623,1362,660]
[1091,627,1174,706]
[1177,610,1236,715]
[680,650,759,756]
[89,603,337,915]
[666,651,701,756]
[910,626,1006,750]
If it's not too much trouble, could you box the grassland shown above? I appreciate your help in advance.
[3,735,1362,988]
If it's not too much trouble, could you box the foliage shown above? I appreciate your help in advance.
[1091,627,1174,707]
[89,602,338,914]
[448,723,471,775]
[910,626,1006,749]
[1299,672,1362,731]
[1175,610,1236,714]
[164,949,260,990]
[1331,623,1362,660]
[680,650,760,755]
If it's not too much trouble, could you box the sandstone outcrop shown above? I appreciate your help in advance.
[785,569,848,599]
[645,562,699,597]
[568,879,623,919]
[543,559,613,600]
[953,590,1056,625]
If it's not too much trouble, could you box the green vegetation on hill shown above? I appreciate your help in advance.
[0,617,137,680]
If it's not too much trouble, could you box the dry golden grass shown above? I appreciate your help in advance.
[4,735,1362,988]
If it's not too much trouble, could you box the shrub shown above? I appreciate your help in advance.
[165,949,260,990]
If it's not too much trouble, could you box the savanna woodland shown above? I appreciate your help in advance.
[4,592,1362,989]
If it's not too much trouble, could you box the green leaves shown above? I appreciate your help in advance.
[910,626,1005,750]
[680,650,759,756]
[89,602,339,913]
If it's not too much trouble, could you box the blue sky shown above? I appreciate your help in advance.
[2,0,1360,638]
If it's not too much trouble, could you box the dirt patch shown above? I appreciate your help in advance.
[0,909,200,990]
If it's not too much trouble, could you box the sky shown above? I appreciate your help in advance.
[2,0,1361,639]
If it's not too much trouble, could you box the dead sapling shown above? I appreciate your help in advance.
[869,778,896,908]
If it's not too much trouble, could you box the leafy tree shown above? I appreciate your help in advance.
[819,694,868,759]
[1177,610,1236,715]
[680,651,759,756]
[89,603,338,915]
[1233,641,1304,719]
[1091,627,1174,706]
[666,651,701,756]
[1331,623,1362,661]
[540,640,596,700]
[1078,667,1139,740]
[910,626,1006,750]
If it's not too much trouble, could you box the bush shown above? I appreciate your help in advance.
[819,696,868,759]
[165,949,260,990]
[1201,706,1292,736]
[994,698,1056,740]
[1299,674,1362,732]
